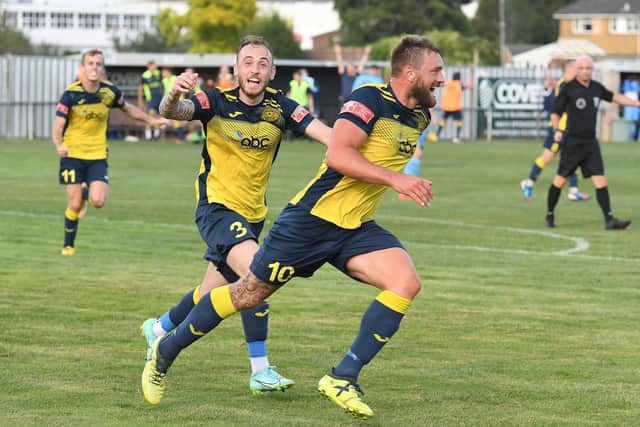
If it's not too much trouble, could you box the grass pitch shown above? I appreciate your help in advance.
[1,138,639,426]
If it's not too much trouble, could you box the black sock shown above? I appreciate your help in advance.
[596,187,613,221]
[547,184,561,215]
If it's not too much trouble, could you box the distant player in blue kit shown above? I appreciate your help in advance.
[545,55,639,230]
[52,49,166,256]
[140,36,332,394]
[142,34,443,420]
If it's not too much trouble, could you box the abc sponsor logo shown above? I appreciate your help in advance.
[235,131,270,150]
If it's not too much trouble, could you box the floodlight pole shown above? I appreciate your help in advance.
[499,0,506,65]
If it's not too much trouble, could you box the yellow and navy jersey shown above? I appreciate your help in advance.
[56,80,125,160]
[291,83,431,229]
[555,77,569,131]
[191,86,314,222]
[141,69,163,101]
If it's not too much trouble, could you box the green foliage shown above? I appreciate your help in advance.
[113,30,191,53]
[507,0,574,44]
[243,13,304,59]
[335,0,471,45]
[157,0,258,53]
[0,25,33,54]
[370,30,499,65]
[428,29,499,65]
[472,0,575,45]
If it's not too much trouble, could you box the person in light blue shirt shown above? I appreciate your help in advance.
[351,64,383,91]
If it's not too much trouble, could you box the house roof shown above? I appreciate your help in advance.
[555,0,640,16]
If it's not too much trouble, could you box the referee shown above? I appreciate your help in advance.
[546,54,639,230]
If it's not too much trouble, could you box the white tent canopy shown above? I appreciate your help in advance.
[512,39,607,67]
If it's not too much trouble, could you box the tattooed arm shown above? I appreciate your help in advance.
[159,71,198,120]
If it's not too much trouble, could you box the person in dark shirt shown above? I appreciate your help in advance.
[546,55,640,230]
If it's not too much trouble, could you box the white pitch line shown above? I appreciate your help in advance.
[376,213,589,256]
[2,209,639,263]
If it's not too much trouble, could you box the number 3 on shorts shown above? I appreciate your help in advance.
[229,221,248,239]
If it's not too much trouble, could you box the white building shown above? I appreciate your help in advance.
[0,0,339,53]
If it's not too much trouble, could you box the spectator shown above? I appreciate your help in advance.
[351,64,384,92]
[217,65,235,90]
[300,68,320,118]
[334,42,370,107]
[137,60,164,140]
[287,69,314,116]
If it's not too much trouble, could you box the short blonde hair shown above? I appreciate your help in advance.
[82,49,104,65]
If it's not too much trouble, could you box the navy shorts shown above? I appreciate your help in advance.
[557,137,604,178]
[58,158,108,185]
[147,96,162,114]
[542,128,561,152]
[196,203,264,282]
[250,204,404,286]
[443,110,463,121]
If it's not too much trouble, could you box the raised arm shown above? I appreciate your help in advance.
[159,72,199,120]
[357,44,372,75]
[334,43,345,75]
[613,92,640,108]
[325,118,433,206]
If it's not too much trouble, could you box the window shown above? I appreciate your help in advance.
[23,12,46,28]
[78,13,101,29]
[609,17,639,34]
[51,12,74,29]
[2,11,18,28]
[123,14,144,30]
[572,18,593,34]
[106,14,120,30]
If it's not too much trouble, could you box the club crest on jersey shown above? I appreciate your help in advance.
[290,105,309,123]
[261,107,280,122]
[195,92,210,109]
[340,100,374,124]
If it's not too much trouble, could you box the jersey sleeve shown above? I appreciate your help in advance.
[56,91,72,119]
[189,90,216,123]
[336,86,380,134]
[281,95,314,136]
[110,84,126,109]
[552,83,569,116]
[598,82,614,103]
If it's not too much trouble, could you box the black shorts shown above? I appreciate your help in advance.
[557,137,604,178]
[58,158,108,185]
[250,204,404,286]
[196,203,264,283]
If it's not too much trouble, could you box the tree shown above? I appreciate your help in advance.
[114,30,191,53]
[472,0,574,46]
[371,29,498,65]
[0,10,33,54]
[157,0,257,53]
[334,0,471,45]
[243,13,304,59]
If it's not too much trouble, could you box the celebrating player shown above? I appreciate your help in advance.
[141,34,442,420]
[53,49,166,256]
[140,35,331,394]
